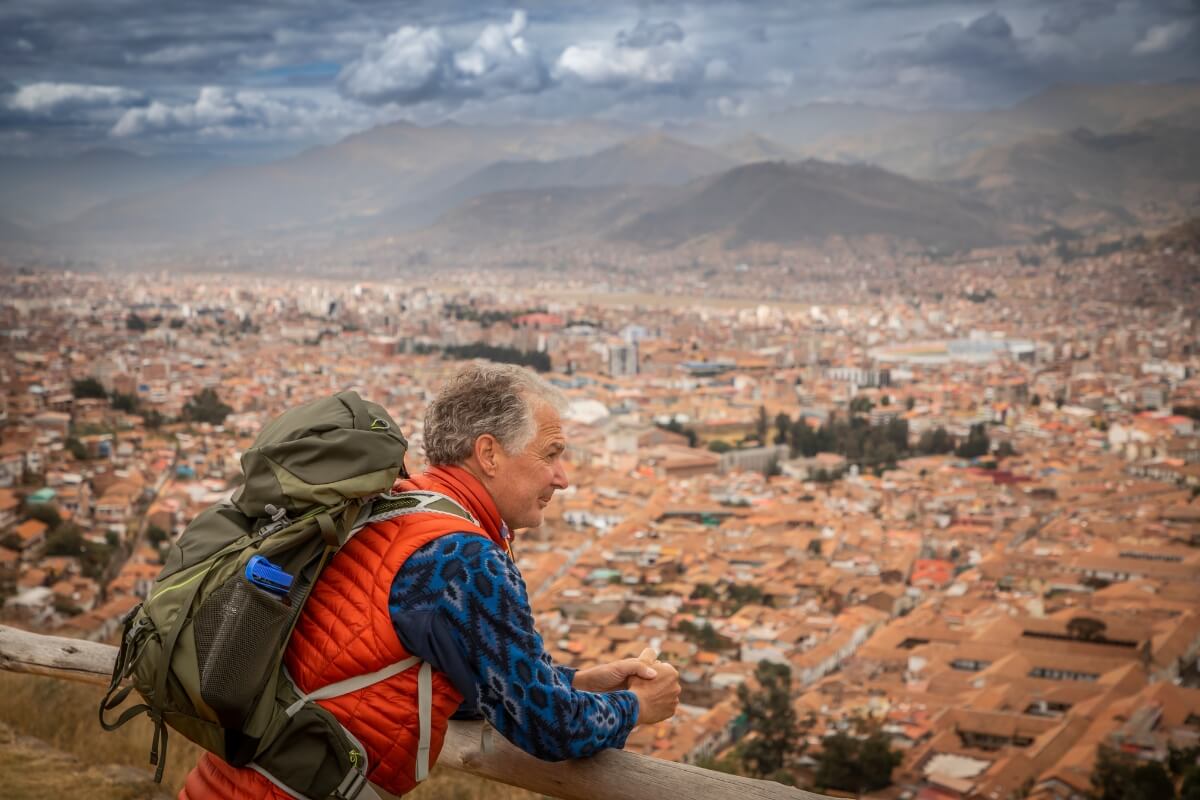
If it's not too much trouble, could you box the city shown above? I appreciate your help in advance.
[2,221,1198,797]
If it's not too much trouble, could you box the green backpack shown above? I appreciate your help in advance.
[99,390,473,799]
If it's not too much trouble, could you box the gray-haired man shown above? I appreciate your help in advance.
[180,363,681,798]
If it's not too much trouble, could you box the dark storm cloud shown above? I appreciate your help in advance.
[616,20,685,49]
[1,1,1199,154]
[899,11,1028,72]
[1039,0,1120,36]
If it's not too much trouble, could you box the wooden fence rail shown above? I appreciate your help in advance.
[0,624,830,800]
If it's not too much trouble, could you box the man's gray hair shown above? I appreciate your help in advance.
[423,363,568,466]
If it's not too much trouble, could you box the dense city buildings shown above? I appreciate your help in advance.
[2,228,1198,799]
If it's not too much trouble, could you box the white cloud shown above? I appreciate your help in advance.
[1132,20,1193,55]
[713,95,749,118]
[552,18,740,95]
[555,37,701,89]
[135,44,214,66]
[339,11,548,106]
[110,86,367,141]
[7,82,142,115]
[338,25,450,104]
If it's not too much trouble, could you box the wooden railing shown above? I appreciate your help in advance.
[0,624,831,800]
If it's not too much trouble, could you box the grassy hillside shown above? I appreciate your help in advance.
[0,721,172,800]
[0,670,541,799]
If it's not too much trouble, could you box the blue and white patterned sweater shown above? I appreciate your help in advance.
[388,533,639,761]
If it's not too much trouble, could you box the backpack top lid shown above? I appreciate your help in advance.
[231,391,409,518]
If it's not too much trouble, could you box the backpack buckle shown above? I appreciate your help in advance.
[257,504,292,538]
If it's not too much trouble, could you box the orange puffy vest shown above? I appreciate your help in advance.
[179,466,505,799]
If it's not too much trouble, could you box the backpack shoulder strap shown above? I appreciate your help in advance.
[358,490,479,531]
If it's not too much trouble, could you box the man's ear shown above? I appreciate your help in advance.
[474,433,501,477]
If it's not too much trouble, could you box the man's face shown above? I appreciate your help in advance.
[490,402,569,531]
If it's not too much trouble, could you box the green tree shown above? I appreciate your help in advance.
[708,440,733,454]
[1091,746,1177,800]
[44,524,85,556]
[774,413,790,445]
[849,396,874,415]
[27,503,62,529]
[815,728,901,794]
[917,426,954,455]
[110,392,140,413]
[756,406,769,444]
[727,584,764,611]
[737,661,799,779]
[126,312,147,332]
[184,388,233,425]
[71,377,107,399]
[955,424,990,459]
[146,524,169,545]
[1067,616,1107,642]
[1168,745,1200,778]
[1181,767,1200,800]
[677,620,734,651]
[65,437,88,460]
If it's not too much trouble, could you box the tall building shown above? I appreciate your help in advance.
[609,342,639,378]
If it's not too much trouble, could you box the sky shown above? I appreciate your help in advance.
[1,0,1198,157]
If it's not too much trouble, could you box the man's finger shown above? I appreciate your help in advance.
[618,658,656,679]
[638,647,657,664]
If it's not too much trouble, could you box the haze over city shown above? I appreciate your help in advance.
[1,2,1199,800]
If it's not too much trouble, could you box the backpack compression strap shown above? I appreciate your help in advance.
[271,657,434,798]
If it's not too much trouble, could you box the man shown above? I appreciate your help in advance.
[180,364,681,798]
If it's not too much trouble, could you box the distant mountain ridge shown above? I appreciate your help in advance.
[60,119,636,244]
[951,119,1200,230]
[8,81,1198,263]
[0,148,222,228]
[362,134,733,235]
[450,134,733,195]
[415,159,1007,252]
[750,81,1200,179]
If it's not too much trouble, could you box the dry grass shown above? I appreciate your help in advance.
[0,670,545,799]
[0,670,203,790]
[0,721,173,800]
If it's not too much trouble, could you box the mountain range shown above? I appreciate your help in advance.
[1,81,1198,263]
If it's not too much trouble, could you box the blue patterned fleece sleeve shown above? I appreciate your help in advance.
[388,533,639,761]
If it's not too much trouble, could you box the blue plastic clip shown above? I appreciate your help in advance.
[246,555,294,596]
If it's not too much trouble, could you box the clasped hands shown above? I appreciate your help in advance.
[573,648,681,725]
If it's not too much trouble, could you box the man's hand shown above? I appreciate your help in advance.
[573,658,659,693]
[628,658,680,726]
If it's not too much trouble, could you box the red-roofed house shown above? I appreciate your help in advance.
[10,518,48,558]
[911,559,955,589]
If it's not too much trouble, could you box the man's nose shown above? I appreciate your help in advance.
[552,459,569,490]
